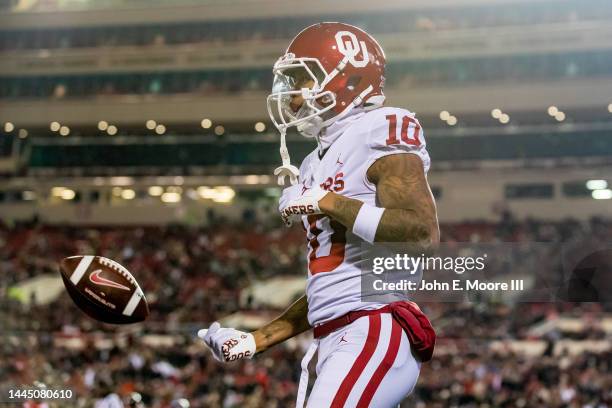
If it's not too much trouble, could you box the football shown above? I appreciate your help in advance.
[59,255,149,324]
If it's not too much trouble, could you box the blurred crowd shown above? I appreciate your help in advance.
[0,216,610,407]
[0,221,305,332]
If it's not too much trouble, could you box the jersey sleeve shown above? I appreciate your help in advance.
[365,107,431,173]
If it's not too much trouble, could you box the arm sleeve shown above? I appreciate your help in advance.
[365,108,431,174]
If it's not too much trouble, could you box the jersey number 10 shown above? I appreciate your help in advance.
[385,114,421,147]
[306,215,347,275]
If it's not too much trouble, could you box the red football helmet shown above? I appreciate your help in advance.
[267,22,386,137]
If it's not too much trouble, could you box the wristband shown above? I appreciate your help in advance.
[352,204,385,243]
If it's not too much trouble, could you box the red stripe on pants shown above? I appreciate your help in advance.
[356,318,403,407]
[330,314,381,408]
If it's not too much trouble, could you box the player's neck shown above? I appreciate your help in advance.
[317,145,328,160]
[317,107,366,155]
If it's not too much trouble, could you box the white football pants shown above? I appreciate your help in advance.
[299,313,421,408]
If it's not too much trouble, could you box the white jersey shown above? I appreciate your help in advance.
[299,106,431,326]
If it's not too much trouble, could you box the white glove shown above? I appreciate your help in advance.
[197,322,256,363]
[279,183,328,226]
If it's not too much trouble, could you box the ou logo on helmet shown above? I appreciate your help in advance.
[335,30,369,68]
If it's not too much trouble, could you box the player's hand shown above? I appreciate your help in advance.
[278,183,303,226]
[279,184,328,226]
[198,322,256,363]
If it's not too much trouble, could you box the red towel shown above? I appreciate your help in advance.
[388,301,436,362]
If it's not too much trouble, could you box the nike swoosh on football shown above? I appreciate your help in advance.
[89,269,130,291]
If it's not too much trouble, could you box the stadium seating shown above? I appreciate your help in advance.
[1,217,609,406]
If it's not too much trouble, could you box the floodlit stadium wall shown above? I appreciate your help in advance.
[1,0,612,127]
[2,78,611,128]
[1,166,611,224]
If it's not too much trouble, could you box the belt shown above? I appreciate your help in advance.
[313,305,391,339]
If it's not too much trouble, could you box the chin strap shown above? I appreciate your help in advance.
[273,127,300,186]
[297,114,323,139]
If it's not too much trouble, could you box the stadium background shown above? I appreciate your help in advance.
[0,0,610,407]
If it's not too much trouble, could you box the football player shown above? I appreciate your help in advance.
[199,22,439,407]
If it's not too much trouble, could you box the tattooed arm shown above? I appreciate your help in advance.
[250,155,437,352]
[251,294,310,353]
[319,153,439,252]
